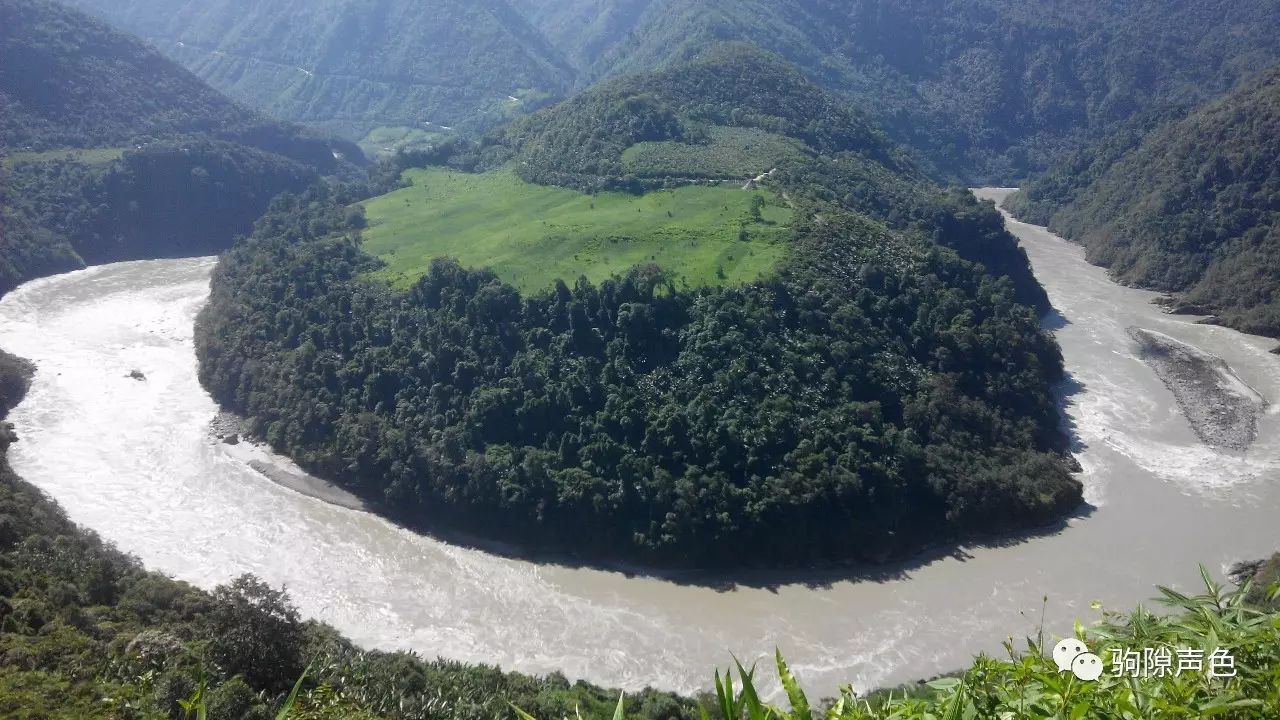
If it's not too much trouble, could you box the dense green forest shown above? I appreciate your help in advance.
[195,50,1079,569]
[63,0,575,140]
[1007,67,1280,338]
[0,0,363,296]
[66,0,1280,180]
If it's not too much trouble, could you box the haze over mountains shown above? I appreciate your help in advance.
[0,0,359,293]
[66,0,1280,181]
[63,0,577,139]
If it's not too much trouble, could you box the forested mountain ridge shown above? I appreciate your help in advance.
[195,51,1080,569]
[63,0,577,140]
[0,0,362,296]
[509,0,1280,182]
[52,0,1280,180]
[1007,66,1280,338]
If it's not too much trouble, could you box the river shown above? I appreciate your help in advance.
[0,190,1277,697]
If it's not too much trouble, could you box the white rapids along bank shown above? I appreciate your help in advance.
[0,190,1278,697]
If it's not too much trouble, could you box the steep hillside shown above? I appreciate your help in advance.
[64,0,576,139]
[515,0,1280,182]
[0,0,355,168]
[0,0,360,295]
[1011,67,1280,338]
[195,50,1079,569]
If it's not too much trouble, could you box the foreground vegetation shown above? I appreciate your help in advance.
[1007,65,1280,338]
[360,167,790,292]
[619,568,1280,720]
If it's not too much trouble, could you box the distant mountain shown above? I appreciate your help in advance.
[0,0,359,295]
[58,0,1280,180]
[513,0,1280,183]
[64,0,576,140]
[1009,67,1280,338]
[0,0,355,168]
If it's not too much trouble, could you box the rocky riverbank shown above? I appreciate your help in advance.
[208,410,367,511]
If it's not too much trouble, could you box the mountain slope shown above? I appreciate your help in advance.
[0,0,359,295]
[515,0,1280,182]
[1011,67,1280,338]
[64,0,576,139]
[0,0,355,169]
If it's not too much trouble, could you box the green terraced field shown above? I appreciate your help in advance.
[359,167,792,293]
[621,125,808,179]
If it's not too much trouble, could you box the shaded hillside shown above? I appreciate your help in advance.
[195,51,1078,570]
[64,0,576,139]
[1012,67,1280,338]
[515,0,1280,182]
[0,0,356,169]
[0,0,361,296]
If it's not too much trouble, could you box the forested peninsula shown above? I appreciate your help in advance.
[196,47,1081,569]
[1006,66,1280,339]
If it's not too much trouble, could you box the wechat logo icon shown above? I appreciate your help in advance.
[1053,638,1103,681]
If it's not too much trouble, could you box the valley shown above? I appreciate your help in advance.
[5,0,1280,716]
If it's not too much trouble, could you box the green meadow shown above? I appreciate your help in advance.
[359,167,792,293]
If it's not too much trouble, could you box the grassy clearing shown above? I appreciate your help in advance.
[356,126,445,158]
[359,167,791,293]
[3,147,124,167]
[622,126,809,179]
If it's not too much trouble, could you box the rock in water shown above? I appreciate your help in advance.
[1127,327,1268,452]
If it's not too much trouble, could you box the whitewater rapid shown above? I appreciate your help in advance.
[0,192,1277,696]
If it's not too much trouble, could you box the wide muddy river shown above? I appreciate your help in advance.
[0,189,1277,696]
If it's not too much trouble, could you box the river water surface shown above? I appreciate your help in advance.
[0,190,1277,696]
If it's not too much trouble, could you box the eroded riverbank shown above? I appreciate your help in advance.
[0,199,1278,696]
